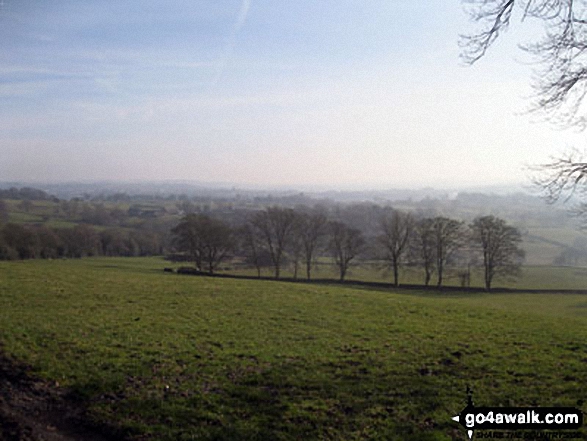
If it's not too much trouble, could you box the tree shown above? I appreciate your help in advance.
[130,230,163,257]
[288,227,303,280]
[531,149,587,220]
[461,0,587,210]
[411,217,437,286]
[172,214,233,275]
[100,228,133,256]
[378,210,414,287]
[238,223,266,278]
[35,226,62,259]
[2,223,38,259]
[0,234,18,260]
[461,0,587,124]
[172,214,204,270]
[297,210,328,280]
[0,199,8,224]
[57,224,100,258]
[431,217,465,287]
[329,221,365,282]
[250,207,297,279]
[470,215,525,290]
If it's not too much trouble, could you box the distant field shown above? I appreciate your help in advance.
[0,257,586,440]
[522,227,587,266]
[7,211,45,224]
[528,227,587,248]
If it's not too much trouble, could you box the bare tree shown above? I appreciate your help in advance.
[297,210,328,280]
[56,224,100,258]
[0,200,8,224]
[411,217,437,286]
[329,221,365,282]
[431,217,465,287]
[289,217,304,280]
[2,223,39,259]
[470,215,525,290]
[239,223,265,278]
[202,221,234,275]
[461,0,587,126]
[36,226,62,259]
[99,229,127,256]
[172,214,233,274]
[462,1,587,210]
[172,214,203,270]
[251,207,297,279]
[378,210,414,287]
[530,149,587,219]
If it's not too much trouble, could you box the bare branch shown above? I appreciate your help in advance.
[530,148,587,202]
[461,0,587,127]
[460,0,516,64]
[462,0,587,219]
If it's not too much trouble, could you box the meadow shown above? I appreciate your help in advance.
[227,260,587,291]
[1,257,587,440]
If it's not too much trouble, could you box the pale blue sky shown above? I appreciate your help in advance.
[1,1,583,189]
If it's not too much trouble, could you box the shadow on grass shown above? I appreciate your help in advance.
[0,350,125,441]
[85,353,462,440]
[170,267,587,297]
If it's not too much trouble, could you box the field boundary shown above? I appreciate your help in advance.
[171,267,587,295]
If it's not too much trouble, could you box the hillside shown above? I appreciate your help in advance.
[0,258,585,440]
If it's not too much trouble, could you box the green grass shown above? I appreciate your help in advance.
[0,258,586,440]
[523,227,587,265]
[42,219,79,229]
[7,211,45,223]
[227,261,587,290]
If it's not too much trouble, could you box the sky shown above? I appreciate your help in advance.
[1,0,585,190]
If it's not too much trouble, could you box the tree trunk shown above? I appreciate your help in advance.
[339,265,346,282]
[437,260,443,287]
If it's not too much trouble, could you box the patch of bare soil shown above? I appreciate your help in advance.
[0,352,121,441]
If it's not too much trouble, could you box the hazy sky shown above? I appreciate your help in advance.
[1,0,584,189]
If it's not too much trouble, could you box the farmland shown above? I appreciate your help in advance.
[1,257,586,440]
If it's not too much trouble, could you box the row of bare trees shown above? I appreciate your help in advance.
[378,211,525,290]
[171,206,525,290]
[172,208,364,281]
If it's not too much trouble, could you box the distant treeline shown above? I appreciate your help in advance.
[554,237,587,266]
[0,187,57,201]
[0,224,164,260]
[0,186,556,290]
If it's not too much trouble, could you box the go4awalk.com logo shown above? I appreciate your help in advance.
[452,388,583,440]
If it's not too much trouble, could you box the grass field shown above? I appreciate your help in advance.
[226,261,587,291]
[1,258,587,440]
